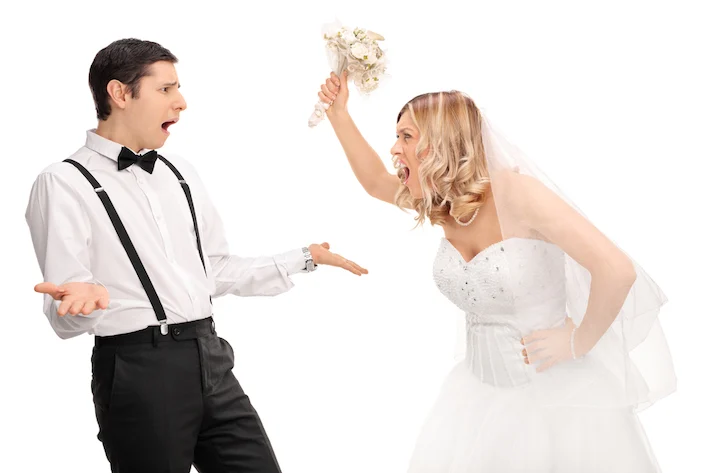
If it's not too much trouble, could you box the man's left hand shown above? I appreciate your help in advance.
[309,242,368,276]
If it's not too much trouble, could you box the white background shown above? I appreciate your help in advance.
[1,0,707,471]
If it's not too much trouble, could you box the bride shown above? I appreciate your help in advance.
[315,72,676,472]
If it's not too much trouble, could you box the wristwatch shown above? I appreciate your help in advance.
[302,247,317,272]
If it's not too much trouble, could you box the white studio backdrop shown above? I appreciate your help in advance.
[1,0,706,471]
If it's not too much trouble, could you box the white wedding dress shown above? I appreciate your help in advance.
[406,237,661,473]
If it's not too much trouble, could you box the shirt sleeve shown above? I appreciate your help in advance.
[196,174,307,298]
[25,172,107,339]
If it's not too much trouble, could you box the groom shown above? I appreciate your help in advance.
[25,38,366,473]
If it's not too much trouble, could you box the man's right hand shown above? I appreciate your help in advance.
[34,282,110,316]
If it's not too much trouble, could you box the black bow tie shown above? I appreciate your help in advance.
[117,147,158,174]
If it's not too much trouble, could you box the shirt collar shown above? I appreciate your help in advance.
[85,129,154,162]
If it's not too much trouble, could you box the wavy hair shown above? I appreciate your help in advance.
[394,91,491,226]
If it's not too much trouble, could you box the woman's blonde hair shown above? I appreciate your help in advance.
[394,91,490,226]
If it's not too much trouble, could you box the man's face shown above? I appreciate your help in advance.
[124,60,187,150]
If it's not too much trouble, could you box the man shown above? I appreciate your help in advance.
[25,38,366,473]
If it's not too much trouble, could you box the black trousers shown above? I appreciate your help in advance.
[91,317,281,473]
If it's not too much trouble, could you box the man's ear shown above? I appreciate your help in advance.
[107,79,129,111]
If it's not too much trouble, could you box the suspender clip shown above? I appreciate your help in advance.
[159,319,168,336]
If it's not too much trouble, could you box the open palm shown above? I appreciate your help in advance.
[309,242,368,276]
[34,281,110,316]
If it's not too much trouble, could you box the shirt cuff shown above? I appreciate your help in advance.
[276,248,307,275]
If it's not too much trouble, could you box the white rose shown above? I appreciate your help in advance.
[341,30,356,43]
[363,46,379,64]
[350,42,369,60]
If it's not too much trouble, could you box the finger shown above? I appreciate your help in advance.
[81,300,97,315]
[524,356,529,365]
[320,84,337,102]
[339,70,348,91]
[536,358,557,373]
[34,282,60,296]
[347,260,368,275]
[57,298,73,317]
[321,242,330,250]
[526,347,550,364]
[329,72,340,86]
[68,300,86,316]
[334,254,354,270]
[343,260,363,276]
[522,331,548,346]
[325,78,340,94]
[332,254,362,276]
[97,295,110,310]
[318,91,331,104]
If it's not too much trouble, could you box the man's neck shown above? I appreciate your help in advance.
[96,119,142,153]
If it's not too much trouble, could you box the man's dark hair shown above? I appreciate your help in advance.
[89,38,178,120]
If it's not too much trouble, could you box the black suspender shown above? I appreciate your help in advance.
[157,156,207,277]
[63,156,209,335]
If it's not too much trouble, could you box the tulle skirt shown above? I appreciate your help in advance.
[406,357,661,473]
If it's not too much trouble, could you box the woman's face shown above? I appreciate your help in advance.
[391,111,425,198]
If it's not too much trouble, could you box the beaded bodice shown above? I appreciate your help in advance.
[433,237,568,387]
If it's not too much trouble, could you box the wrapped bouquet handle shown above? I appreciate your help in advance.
[308,23,387,127]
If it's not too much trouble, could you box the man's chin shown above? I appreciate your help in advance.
[147,136,168,151]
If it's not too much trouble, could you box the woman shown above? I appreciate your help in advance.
[317,71,675,472]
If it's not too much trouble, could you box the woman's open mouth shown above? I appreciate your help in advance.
[395,159,410,185]
[402,166,410,184]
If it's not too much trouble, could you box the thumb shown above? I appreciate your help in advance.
[321,242,330,250]
[339,70,348,91]
[34,282,58,294]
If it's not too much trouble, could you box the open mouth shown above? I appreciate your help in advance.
[161,119,178,134]
[395,159,410,185]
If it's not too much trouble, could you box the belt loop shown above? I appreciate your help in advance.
[152,327,158,348]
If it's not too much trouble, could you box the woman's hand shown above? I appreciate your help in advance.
[521,317,584,372]
[318,71,349,116]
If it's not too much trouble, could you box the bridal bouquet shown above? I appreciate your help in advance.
[308,23,387,127]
